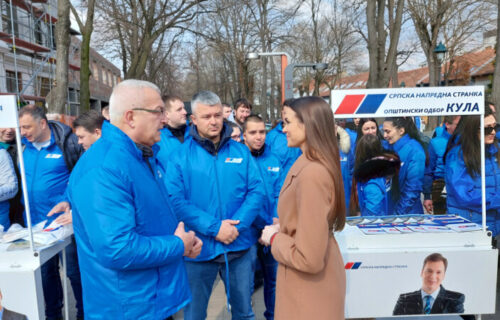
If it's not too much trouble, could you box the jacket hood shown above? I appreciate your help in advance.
[336,126,351,154]
[189,122,232,155]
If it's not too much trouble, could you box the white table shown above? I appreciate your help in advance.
[0,236,72,320]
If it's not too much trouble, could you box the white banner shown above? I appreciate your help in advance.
[0,95,18,128]
[330,86,484,119]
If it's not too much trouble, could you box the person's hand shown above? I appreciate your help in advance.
[174,222,196,256]
[186,236,203,259]
[215,219,240,245]
[47,201,70,216]
[54,212,73,225]
[261,224,280,246]
[423,200,433,214]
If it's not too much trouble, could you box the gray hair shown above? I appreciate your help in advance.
[109,79,161,122]
[191,90,221,114]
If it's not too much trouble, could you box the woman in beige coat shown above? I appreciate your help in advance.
[261,96,346,320]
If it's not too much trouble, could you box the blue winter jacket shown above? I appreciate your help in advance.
[445,144,500,230]
[251,144,281,229]
[67,121,190,319]
[156,125,189,164]
[390,134,425,214]
[357,177,394,216]
[22,129,71,224]
[266,122,301,186]
[423,130,451,199]
[340,148,354,215]
[0,148,17,229]
[165,123,265,261]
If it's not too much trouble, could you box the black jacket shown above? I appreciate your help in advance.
[48,120,83,171]
[393,285,465,315]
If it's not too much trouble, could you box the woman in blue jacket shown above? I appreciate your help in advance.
[383,117,427,214]
[444,106,500,236]
[350,134,400,216]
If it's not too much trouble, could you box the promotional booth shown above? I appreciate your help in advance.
[331,86,498,319]
[0,96,72,320]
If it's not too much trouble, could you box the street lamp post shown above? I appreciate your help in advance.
[283,63,328,100]
[434,42,447,86]
[245,52,290,104]
[434,42,447,125]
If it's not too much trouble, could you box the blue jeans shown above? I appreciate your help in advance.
[460,210,500,237]
[184,248,255,320]
[256,244,277,320]
[41,237,83,319]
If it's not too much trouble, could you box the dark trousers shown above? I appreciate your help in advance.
[41,238,83,319]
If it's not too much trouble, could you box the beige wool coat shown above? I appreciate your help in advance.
[271,155,346,320]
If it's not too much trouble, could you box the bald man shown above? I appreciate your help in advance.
[67,79,202,319]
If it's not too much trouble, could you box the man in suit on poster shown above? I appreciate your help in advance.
[393,253,464,315]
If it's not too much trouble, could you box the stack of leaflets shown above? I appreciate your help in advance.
[348,214,482,235]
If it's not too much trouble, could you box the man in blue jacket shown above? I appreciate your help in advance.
[18,105,84,320]
[156,95,189,163]
[165,90,265,320]
[68,79,201,319]
[243,115,280,320]
[266,99,301,187]
[423,116,460,214]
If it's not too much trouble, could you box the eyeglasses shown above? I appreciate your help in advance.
[484,125,496,135]
[132,107,165,116]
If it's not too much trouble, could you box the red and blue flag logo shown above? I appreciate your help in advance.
[335,94,387,115]
[344,262,362,270]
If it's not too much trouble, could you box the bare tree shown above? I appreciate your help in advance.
[365,0,405,88]
[493,1,500,113]
[95,0,205,79]
[47,0,71,114]
[70,0,96,112]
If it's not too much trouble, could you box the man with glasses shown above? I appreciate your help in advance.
[165,90,264,320]
[67,79,201,319]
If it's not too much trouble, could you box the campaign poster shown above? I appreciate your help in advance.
[342,249,497,318]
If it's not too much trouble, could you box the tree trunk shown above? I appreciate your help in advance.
[491,2,500,117]
[79,0,96,112]
[48,0,70,114]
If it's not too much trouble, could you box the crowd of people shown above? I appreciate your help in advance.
[0,78,499,319]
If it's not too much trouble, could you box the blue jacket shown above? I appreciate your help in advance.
[266,122,301,186]
[165,123,265,261]
[423,130,451,198]
[390,134,425,214]
[251,144,281,229]
[0,148,17,229]
[156,125,189,164]
[21,122,81,224]
[340,148,354,215]
[67,122,190,319]
[357,177,394,216]
[445,144,500,217]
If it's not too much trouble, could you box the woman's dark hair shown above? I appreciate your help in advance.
[444,105,499,177]
[288,96,346,231]
[383,117,429,164]
[349,134,400,215]
[356,118,383,143]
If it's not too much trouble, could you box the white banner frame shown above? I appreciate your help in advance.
[330,86,488,233]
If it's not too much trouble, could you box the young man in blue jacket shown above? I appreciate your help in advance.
[156,95,189,163]
[243,115,281,320]
[165,90,265,320]
[18,105,84,320]
[68,80,201,319]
